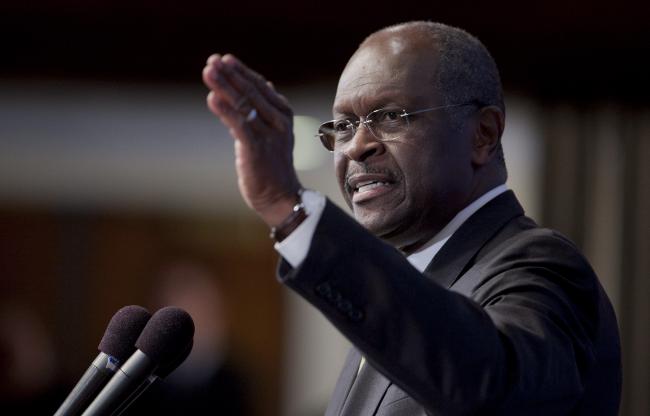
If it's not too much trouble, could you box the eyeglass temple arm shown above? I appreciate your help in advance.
[403,100,484,117]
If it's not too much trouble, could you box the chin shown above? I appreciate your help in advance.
[355,206,434,250]
[354,211,402,239]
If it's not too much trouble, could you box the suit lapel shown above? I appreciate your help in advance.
[340,359,391,416]
[328,192,524,415]
[424,191,524,288]
[326,348,362,416]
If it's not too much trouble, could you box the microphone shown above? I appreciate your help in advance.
[110,339,194,416]
[54,305,152,416]
[81,306,194,416]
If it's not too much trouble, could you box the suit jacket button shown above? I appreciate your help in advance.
[338,300,352,313]
[315,282,331,296]
[348,310,363,322]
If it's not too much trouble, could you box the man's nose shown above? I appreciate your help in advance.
[342,122,385,162]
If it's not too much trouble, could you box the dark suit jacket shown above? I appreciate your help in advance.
[278,191,621,415]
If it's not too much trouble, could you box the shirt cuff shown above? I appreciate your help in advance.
[274,189,326,268]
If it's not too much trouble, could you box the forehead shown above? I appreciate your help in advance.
[333,39,439,115]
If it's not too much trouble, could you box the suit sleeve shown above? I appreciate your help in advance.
[278,199,605,415]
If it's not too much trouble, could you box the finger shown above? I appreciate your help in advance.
[220,68,281,128]
[264,80,291,108]
[220,63,292,132]
[204,62,272,132]
[222,55,293,116]
[230,57,292,115]
[207,91,268,137]
[204,57,253,111]
[207,91,266,139]
[205,55,289,134]
[204,54,287,114]
[207,91,240,130]
[266,81,292,109]
[205,64,254,114]
[206,91,234,128]
[206,53,221,65]
[202,57,224,90]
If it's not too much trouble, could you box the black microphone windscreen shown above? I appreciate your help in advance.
[135,306,194,365]
[155,338,193,379]
[98,305,152,362]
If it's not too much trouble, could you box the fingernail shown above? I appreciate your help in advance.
[207,54,221,65]
[221,54,237,69]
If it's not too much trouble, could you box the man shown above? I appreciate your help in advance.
[202,21,621,415]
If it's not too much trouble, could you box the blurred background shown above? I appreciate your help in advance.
[0,1,648,415]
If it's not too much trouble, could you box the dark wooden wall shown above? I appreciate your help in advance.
[0,208,283,415]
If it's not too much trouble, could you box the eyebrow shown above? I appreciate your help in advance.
[333,82,435,116]
[333,93,407,117]
[332,84,405,114]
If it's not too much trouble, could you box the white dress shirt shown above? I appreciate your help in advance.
[276,184,509,272]
[275,183,509,374]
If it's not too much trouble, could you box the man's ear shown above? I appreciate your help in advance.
[472,106,505,166]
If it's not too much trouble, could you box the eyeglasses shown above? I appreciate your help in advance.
[316,102,479,151]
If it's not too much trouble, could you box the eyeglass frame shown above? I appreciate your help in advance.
[315,101,483,152]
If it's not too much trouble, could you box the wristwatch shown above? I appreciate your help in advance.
[269,189,308,242]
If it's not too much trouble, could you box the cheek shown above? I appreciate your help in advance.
[333,153,349,194]
[403,158,440,203]
[394,144,438,183]
[393,139,462,201]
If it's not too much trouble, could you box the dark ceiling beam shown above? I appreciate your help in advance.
[1,1,648,100]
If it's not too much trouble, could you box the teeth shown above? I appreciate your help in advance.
[356,181,389,193]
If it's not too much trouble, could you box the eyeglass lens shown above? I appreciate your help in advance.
[318,109,408,151]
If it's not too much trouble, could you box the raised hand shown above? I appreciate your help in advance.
[202,54,302,227]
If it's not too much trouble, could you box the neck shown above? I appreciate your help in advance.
[397,181,508,255]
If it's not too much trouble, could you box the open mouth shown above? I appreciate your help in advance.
[347,173,397,203]
[354,180,392,194]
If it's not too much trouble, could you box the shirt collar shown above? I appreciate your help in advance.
[406,184,509,272]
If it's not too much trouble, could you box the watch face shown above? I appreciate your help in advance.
[271,203,308,242]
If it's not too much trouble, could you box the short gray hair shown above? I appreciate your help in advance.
[363,21,506,166]
[368,21,504,113]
